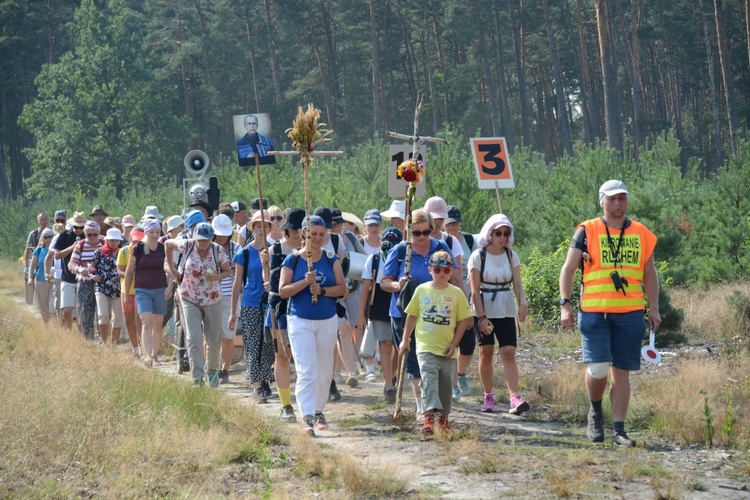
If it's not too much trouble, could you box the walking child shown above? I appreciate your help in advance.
[399,251,473,435]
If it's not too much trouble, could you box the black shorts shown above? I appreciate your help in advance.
[457,318,476,356]
[476,317,517,348]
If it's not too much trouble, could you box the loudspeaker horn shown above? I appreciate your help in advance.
[184,149,209,176]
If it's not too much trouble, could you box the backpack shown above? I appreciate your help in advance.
[477,246,514,302]
[461,232,475,252]
[172,240,219,284]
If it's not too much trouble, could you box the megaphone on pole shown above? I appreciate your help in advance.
[184,150,209,176]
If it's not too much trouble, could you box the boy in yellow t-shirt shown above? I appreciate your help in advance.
[401,251,472,435]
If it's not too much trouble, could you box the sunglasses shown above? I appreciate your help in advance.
[270,216,283,222]
[43,235,53,239]
[54,219,66,223]
[494,230,511,238]
[85,232,99,237]
[73,226,84,230]
[431,266,452,274]
[411,229,431,237]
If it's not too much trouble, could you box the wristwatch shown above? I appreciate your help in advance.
[319,287,326,296]
[559,298,571,306]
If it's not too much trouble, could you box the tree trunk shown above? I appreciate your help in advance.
[481,48,501,137]
[421,11,440,133]
[306,10,335,130]
[429,0,450,123]
[542,0,574,157]
[714,0,738,154]
[492,4,515,154]
[698,0,723,170]
[243,9,260,112]
[0,151,11,201]
[369,0,382,135]
[509,0,531,147]
[594,0,623,153]
[613,0,645,152]
[263,0,283,107]
[572,0,597,145]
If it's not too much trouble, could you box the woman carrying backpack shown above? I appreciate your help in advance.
[166,222,230,387]
[279,215,347,435]
[468,214,530,415]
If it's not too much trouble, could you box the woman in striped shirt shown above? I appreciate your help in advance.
[68,221,104,342]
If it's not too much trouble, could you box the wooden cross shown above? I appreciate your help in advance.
[388,92,447,419]
[270,148,343,303]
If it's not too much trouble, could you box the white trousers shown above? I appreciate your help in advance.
[288,315,338,418]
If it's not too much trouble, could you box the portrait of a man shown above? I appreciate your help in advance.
[234,113,276,166]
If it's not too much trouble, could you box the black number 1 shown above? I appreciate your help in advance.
[392,151,424,179]
[478,144,505,175]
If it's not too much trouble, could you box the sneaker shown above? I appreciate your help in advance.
[314,413,329,431]
[419,414,435,435]
[280,404,297,423]
[206,370,219,388]
[253,386,268,404]
[458,373,471,396]
[333,372,344,384]
[346,373,359,387]
[143,356,153,368]
[261,381,272,397]
[365,372,377,382]
[437,415,451,433]
[329,379,341,402]
[178,357,190,374]
[452,385,461,401]
[301,416,316,436]
[151,356,162,366]
[191,377,205,388]
[481,393,495,412]
[509,393,530,415]
[613,430,636,447]
[218,370,229,384]
[384,388,397,404]
[587,411,605,443]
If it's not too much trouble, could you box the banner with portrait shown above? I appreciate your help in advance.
[233,113,276,166]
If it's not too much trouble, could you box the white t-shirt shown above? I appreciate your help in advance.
[49,234,63,279]
[361,252,383,284]
[467,248,520,319]
[439,233,463,260]
[362,239,380,256]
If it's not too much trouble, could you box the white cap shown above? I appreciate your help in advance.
[599,180,629,205]
[423,196,449,220]
[105,228,123,240]
[381,200,405,220]
[166,215,185,232]
[212,214,233,236]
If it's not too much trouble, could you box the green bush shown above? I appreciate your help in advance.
[522,243,574,327]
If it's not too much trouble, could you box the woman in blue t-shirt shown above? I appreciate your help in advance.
[229,211,272,402]
[279,215,346,436]
[28,228,55,323]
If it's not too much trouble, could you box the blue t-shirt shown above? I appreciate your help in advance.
[382,238,457,318]
[282,252,338,320]
[234,245,265,308]
[32,246,48,281]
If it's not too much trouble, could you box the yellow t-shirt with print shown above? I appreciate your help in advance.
[404,282,472,358]
[116,245,135,295]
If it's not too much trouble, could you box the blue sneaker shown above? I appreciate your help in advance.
[458,373,471,397]
[191,377,205,388]
[207,370,219,388]
[452,385,461,401]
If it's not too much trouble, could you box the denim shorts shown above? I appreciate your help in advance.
[134,287,168,316]
[579,310,646,371]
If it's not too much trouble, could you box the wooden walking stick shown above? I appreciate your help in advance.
[271,104,342,303]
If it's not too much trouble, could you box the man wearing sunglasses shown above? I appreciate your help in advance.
[559,180,661,447]
[53,211,87,330]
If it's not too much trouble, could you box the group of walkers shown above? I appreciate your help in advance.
[23,179,660,447]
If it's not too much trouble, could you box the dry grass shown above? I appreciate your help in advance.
[537,362,590,423]
[290,434,407,496]
[637,355,750,447]
[0,292,282,497]
[670,282,750,343]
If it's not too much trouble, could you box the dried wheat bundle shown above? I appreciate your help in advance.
[285,103,332,156]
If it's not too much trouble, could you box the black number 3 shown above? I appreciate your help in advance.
[478,144,505,175]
